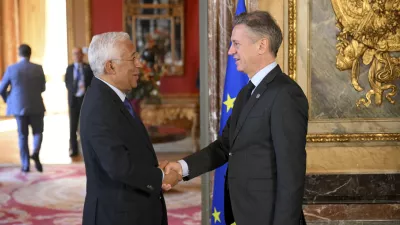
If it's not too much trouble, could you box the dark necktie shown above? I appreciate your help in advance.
[236,81,255,125]
[123,98,136,118]
[76,66,82,82]
[242,81,255,108]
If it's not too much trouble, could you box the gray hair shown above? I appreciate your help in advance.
[234,11,282,57]
[88,32,131,76]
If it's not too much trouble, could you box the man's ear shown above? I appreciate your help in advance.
[105,60,115,74]
[258,38,269,55]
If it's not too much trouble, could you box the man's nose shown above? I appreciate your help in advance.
[228,45,235,55]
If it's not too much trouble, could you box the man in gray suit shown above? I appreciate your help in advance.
[0,44,46,173]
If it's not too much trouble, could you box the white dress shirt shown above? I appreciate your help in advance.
[96,77,126,102]
[178,62,277,177]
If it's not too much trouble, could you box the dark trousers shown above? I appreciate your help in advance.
[69,96,84,153]
[15,114,44,170]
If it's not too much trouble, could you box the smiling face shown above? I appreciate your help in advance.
[228,24,263,77]
[105,39,142,93]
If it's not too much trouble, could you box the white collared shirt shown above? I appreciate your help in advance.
[96,77,126,102]
[250,61,277,95]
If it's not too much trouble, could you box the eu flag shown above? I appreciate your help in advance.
[211,1,247,224]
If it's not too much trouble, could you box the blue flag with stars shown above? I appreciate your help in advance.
[211,0,247,224]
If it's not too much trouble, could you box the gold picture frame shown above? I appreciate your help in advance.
[289,0,400,142]
[124,1,185,76]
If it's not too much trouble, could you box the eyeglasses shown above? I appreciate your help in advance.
[111,52,142,63]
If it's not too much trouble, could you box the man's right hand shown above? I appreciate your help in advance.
[164,162,183,176]
[162,162,183,191]
[162,169,182,190]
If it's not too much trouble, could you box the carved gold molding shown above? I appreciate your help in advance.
[307,133,400,142]
[288,0,297,80]
[140,102,199,151]
[331,0,400,107]
[289,0,400,142]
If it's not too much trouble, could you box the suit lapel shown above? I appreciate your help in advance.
[67,66,74,87]
[229,88,246,146]
[230,65,282,147]
[118,103,157,159]
[94,78,156,158]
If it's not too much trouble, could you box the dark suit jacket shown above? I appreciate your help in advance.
[80,78,167,225]
[65,63,93,107]
[0,59,46,116]
[184,65,308,225]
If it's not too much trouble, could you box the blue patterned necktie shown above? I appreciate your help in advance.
[73,66,82,94]
[123,98,136,118]
[75,66,82,82]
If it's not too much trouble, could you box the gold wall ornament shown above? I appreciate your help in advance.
[140,102,199,151]
[288,0,297,80]
[307,133,400,142]
[331,0,400,107]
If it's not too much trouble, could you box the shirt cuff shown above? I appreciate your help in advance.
[160,168,164,181]
[178,160,189,177]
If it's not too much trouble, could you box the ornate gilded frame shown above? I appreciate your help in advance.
[288,0,296,81]
[124,1,185,76]
[289,0,400,142]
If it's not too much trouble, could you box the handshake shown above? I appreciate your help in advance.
[158,161,183,191]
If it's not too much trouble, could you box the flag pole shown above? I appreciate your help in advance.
[199,0,211,224]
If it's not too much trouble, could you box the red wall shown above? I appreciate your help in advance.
[91,0,199,95]
[91,0,123,34]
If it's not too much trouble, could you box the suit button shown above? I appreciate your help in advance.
[146,185,154,190]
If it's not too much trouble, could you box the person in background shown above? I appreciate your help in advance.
[65,47,94,157]
[0,44,46,173]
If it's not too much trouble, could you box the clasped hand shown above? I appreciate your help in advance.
[158,161,183,191]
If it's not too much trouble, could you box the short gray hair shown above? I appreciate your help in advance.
[88,32,131,76]
[234,11,282,57]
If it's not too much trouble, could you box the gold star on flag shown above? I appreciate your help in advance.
[223,94,236,112]
[212,207,221,223]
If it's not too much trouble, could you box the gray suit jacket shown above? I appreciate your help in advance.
[0,59,46,116]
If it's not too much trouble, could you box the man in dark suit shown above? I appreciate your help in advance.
[0,44,46,173]
[65,47,94,157]
[165,11,309,225]
[80,32,181,225]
